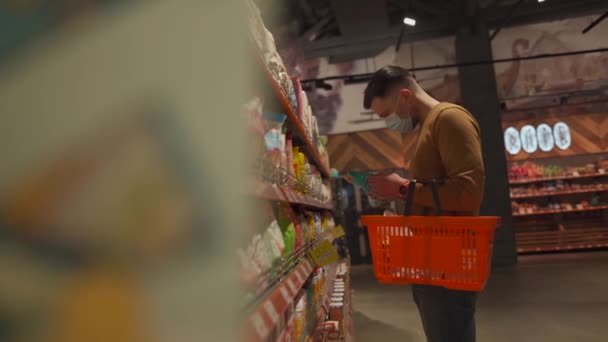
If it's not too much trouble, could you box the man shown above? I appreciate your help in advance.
[364,65,485,342]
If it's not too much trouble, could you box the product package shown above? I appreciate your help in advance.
[343,171,372,192]
[264,220,286,263]
[293,294,308,340]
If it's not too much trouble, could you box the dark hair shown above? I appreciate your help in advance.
[363,65,415,109]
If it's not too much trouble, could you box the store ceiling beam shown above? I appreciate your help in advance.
[490,0,525,40]
[295,0,318,26]
[330,0,390,36]
[301,0,607,59]
[582,10,608,34]
[412,0,446,18]
[482,0,608,28]
[299,16,333,41]
[301,25,454,59]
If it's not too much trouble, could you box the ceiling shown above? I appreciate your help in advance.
[258,0,607,61]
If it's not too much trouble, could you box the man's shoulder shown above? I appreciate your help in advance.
[431,103,480,135]
[436,102,473,118]
[434,103,477,125]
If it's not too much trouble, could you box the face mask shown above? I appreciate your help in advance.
[384,97,414,133]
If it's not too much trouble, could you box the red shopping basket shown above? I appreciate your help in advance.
[361,179,500,292]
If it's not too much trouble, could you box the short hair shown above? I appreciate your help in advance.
[363,66,416,109]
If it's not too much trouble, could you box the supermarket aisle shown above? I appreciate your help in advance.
[352,252,608,342]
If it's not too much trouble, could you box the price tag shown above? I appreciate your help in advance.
[309,239,339,267]
[599,169,606,174]
[332,225,346,239]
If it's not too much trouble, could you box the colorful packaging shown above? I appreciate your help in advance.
[252,234,272,272]
[283,222,296,256]
[265,220,285,262]
[293,294,308,340]
[343,171,372,192]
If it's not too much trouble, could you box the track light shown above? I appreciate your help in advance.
[403,17,416,26]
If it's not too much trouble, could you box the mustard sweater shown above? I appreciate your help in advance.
[409,102,485,215]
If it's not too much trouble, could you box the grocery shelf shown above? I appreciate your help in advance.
[243,232,335,342]
[510,186,608,199]
[251,181,333,210]
[256,57,331,178]
[509,171,608,185]
[512,204,608,217]
[244,259,314,342]
[516,227,608,253]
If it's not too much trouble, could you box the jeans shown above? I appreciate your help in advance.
[412,284,478,342]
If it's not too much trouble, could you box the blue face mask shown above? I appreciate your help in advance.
[384,97,414,133]
[384,113,414,133]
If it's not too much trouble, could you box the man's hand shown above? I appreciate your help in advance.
[368,173,410,200]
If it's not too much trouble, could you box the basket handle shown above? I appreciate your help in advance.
[403,179,443,216]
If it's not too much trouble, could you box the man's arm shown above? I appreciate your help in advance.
[414,108,485,212]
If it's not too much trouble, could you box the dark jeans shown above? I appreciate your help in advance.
[412,284,478,342]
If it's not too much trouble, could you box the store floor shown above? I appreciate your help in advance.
[351,251,608,342]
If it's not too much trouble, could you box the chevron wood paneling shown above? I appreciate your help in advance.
[502,112,608,161]
[327,128,419,172]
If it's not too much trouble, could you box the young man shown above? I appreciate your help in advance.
[364,65,485,342]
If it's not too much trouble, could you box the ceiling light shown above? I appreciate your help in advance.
[403,17,416,26]
[538,0,546,2]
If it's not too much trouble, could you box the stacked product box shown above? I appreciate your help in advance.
[315,262,353,341]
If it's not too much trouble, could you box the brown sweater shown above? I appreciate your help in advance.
[409,102,485,216]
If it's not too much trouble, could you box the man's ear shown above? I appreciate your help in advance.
[399,88,413,98]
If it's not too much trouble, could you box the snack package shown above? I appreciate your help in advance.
[313,212,322,236]
[285,133,294,185]
[283,223,296,256]
[292,147,302,179]
[265,220,285,262]
[293,294,307,341]
[251,234,272,272]
[298,214,310,244]
[262,112,286,151]
[237,247,261,288]
[294,217,303,250]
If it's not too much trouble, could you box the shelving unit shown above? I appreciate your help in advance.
[509,160,608,253]
[512,205,608,217]
[252,181,333,210]
[256,55,330,178]
[510,185,608,199]
[243,233,333,342]
[509,171,607,185]
[243,1,353,340]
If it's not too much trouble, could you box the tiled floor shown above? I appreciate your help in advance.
[352,251,608,341]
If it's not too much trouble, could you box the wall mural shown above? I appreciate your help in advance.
[493,16,608,105]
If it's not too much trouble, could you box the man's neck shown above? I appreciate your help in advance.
[412,93,440,127]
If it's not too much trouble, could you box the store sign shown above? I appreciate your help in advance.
[504,122,571,155]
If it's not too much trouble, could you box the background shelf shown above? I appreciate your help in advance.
[510,186,608,199]
[509,171,608,185]
[512,205,608,217]
[516,227,608,253]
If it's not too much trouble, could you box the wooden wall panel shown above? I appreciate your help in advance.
[502,112,608,161]
[327,128,418,172]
